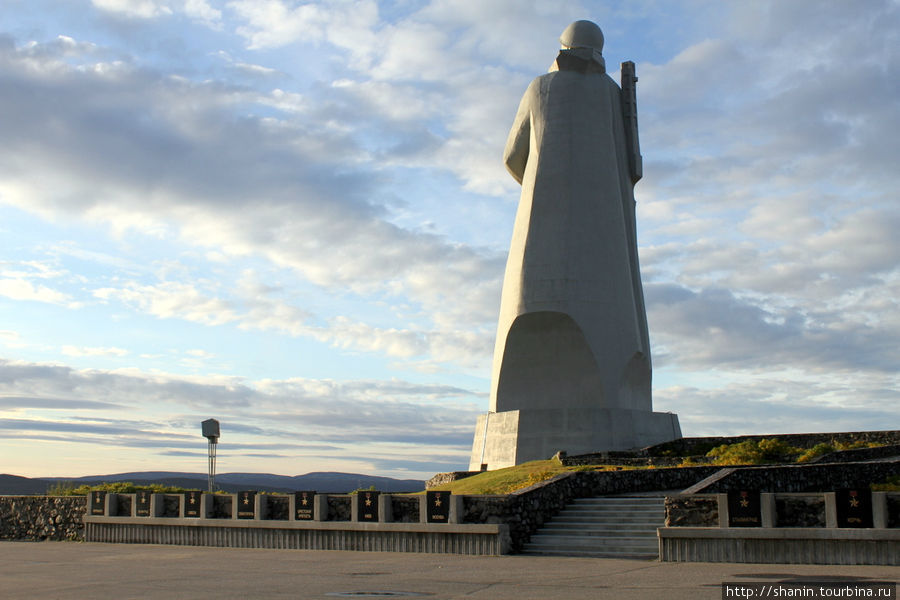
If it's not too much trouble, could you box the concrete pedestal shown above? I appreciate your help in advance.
[469,407,681,470]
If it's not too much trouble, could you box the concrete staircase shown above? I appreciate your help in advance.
[523,495,665,559]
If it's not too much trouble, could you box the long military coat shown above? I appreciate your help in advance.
[490,50,651,414]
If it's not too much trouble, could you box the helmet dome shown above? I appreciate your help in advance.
[559,20,604,51]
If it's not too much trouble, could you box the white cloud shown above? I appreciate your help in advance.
[61,346,130,358]
[230,0,330,49]
[0,278,73,306]
[92,0,173,19]
[91,0,221,24]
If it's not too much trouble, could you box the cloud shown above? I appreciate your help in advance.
[647,282,900,374]
[0,396,122,410]
[0,32,505,353]
[91,0,221,24]
[0,278,77,307]
[0,357,482,453]
[61,346,130,358]
[655,375,900,437]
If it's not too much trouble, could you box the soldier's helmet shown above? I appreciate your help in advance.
[559,20,604,51]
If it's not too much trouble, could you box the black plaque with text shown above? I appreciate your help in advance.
[835,488,873,528]
[357,491,379,522]
[135,490,151,517]
[294,491,316,520]
[426,491,451,523]
[89,491,106,516]
[183,491,202,518]
[237,491,256,519]
[727,490,761,527]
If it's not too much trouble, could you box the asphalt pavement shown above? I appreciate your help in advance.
[2,541,896,600]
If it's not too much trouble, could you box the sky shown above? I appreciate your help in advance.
[1,0,898,480]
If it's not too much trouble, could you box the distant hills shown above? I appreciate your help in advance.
[0,471,425,496]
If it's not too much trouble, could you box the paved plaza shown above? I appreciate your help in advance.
[1,541,896,600]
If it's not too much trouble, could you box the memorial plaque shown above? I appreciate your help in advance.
[237,491,256,519]
[89,491,106,516]
[294,491,316,520]
[727,490,761,527]
[135,490,151,517]
[835,488,873,528]
[357,491,379,522]
[426,491,451,523]
[183,491,202,518]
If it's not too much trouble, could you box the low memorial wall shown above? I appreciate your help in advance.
[660,491,900,565]
[83,490,510,555]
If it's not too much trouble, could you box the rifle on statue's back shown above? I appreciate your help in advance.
[620,61,643,184]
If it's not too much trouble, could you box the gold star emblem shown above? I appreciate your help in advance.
[190,496,196,504]
[301,498,308,506]
[740,498,749,507]
[850,498,859,507]
[365,499,372,506]
[243,497,250,505]
[435,498,442,507]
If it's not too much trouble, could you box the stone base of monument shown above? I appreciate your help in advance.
[469,407,682,471]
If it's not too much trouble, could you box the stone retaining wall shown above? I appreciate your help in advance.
[687,460,899,493]
[0,496,85,541]
[647,430,900,457]
[813,444,900,463]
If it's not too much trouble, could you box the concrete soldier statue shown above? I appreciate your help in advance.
[470,20,680,470]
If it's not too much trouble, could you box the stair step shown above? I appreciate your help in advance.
[538,528,658,537]
[553,515,662,523]
[523,495,665,559]
[529,535,659,550]
[544,521,658,529]
[523,547,658,559]
[565,504,665,513]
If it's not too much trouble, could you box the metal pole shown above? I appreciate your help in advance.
[208,439,217,493]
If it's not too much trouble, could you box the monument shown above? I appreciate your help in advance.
[469,20,681,471]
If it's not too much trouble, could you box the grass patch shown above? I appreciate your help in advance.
[47,481,199,496]
[871,475,900,492]
[427,459,568,494]
[427,459,636,495]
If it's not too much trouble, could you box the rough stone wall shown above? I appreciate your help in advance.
[212,494,231,518]
[776,495,825,527]
[161,494,180,517]
[115,495,132,517]
[266,495,289,520]
[562,456,692,467]
[390,495,419,522]
[425,471,480,489]
[692,460,900,493]
[327,495,351,521]
[665,495,718,526]
[888,496,900,528]
[0,496,85,541]
[647,431,900,457]
[813,445,900,463]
